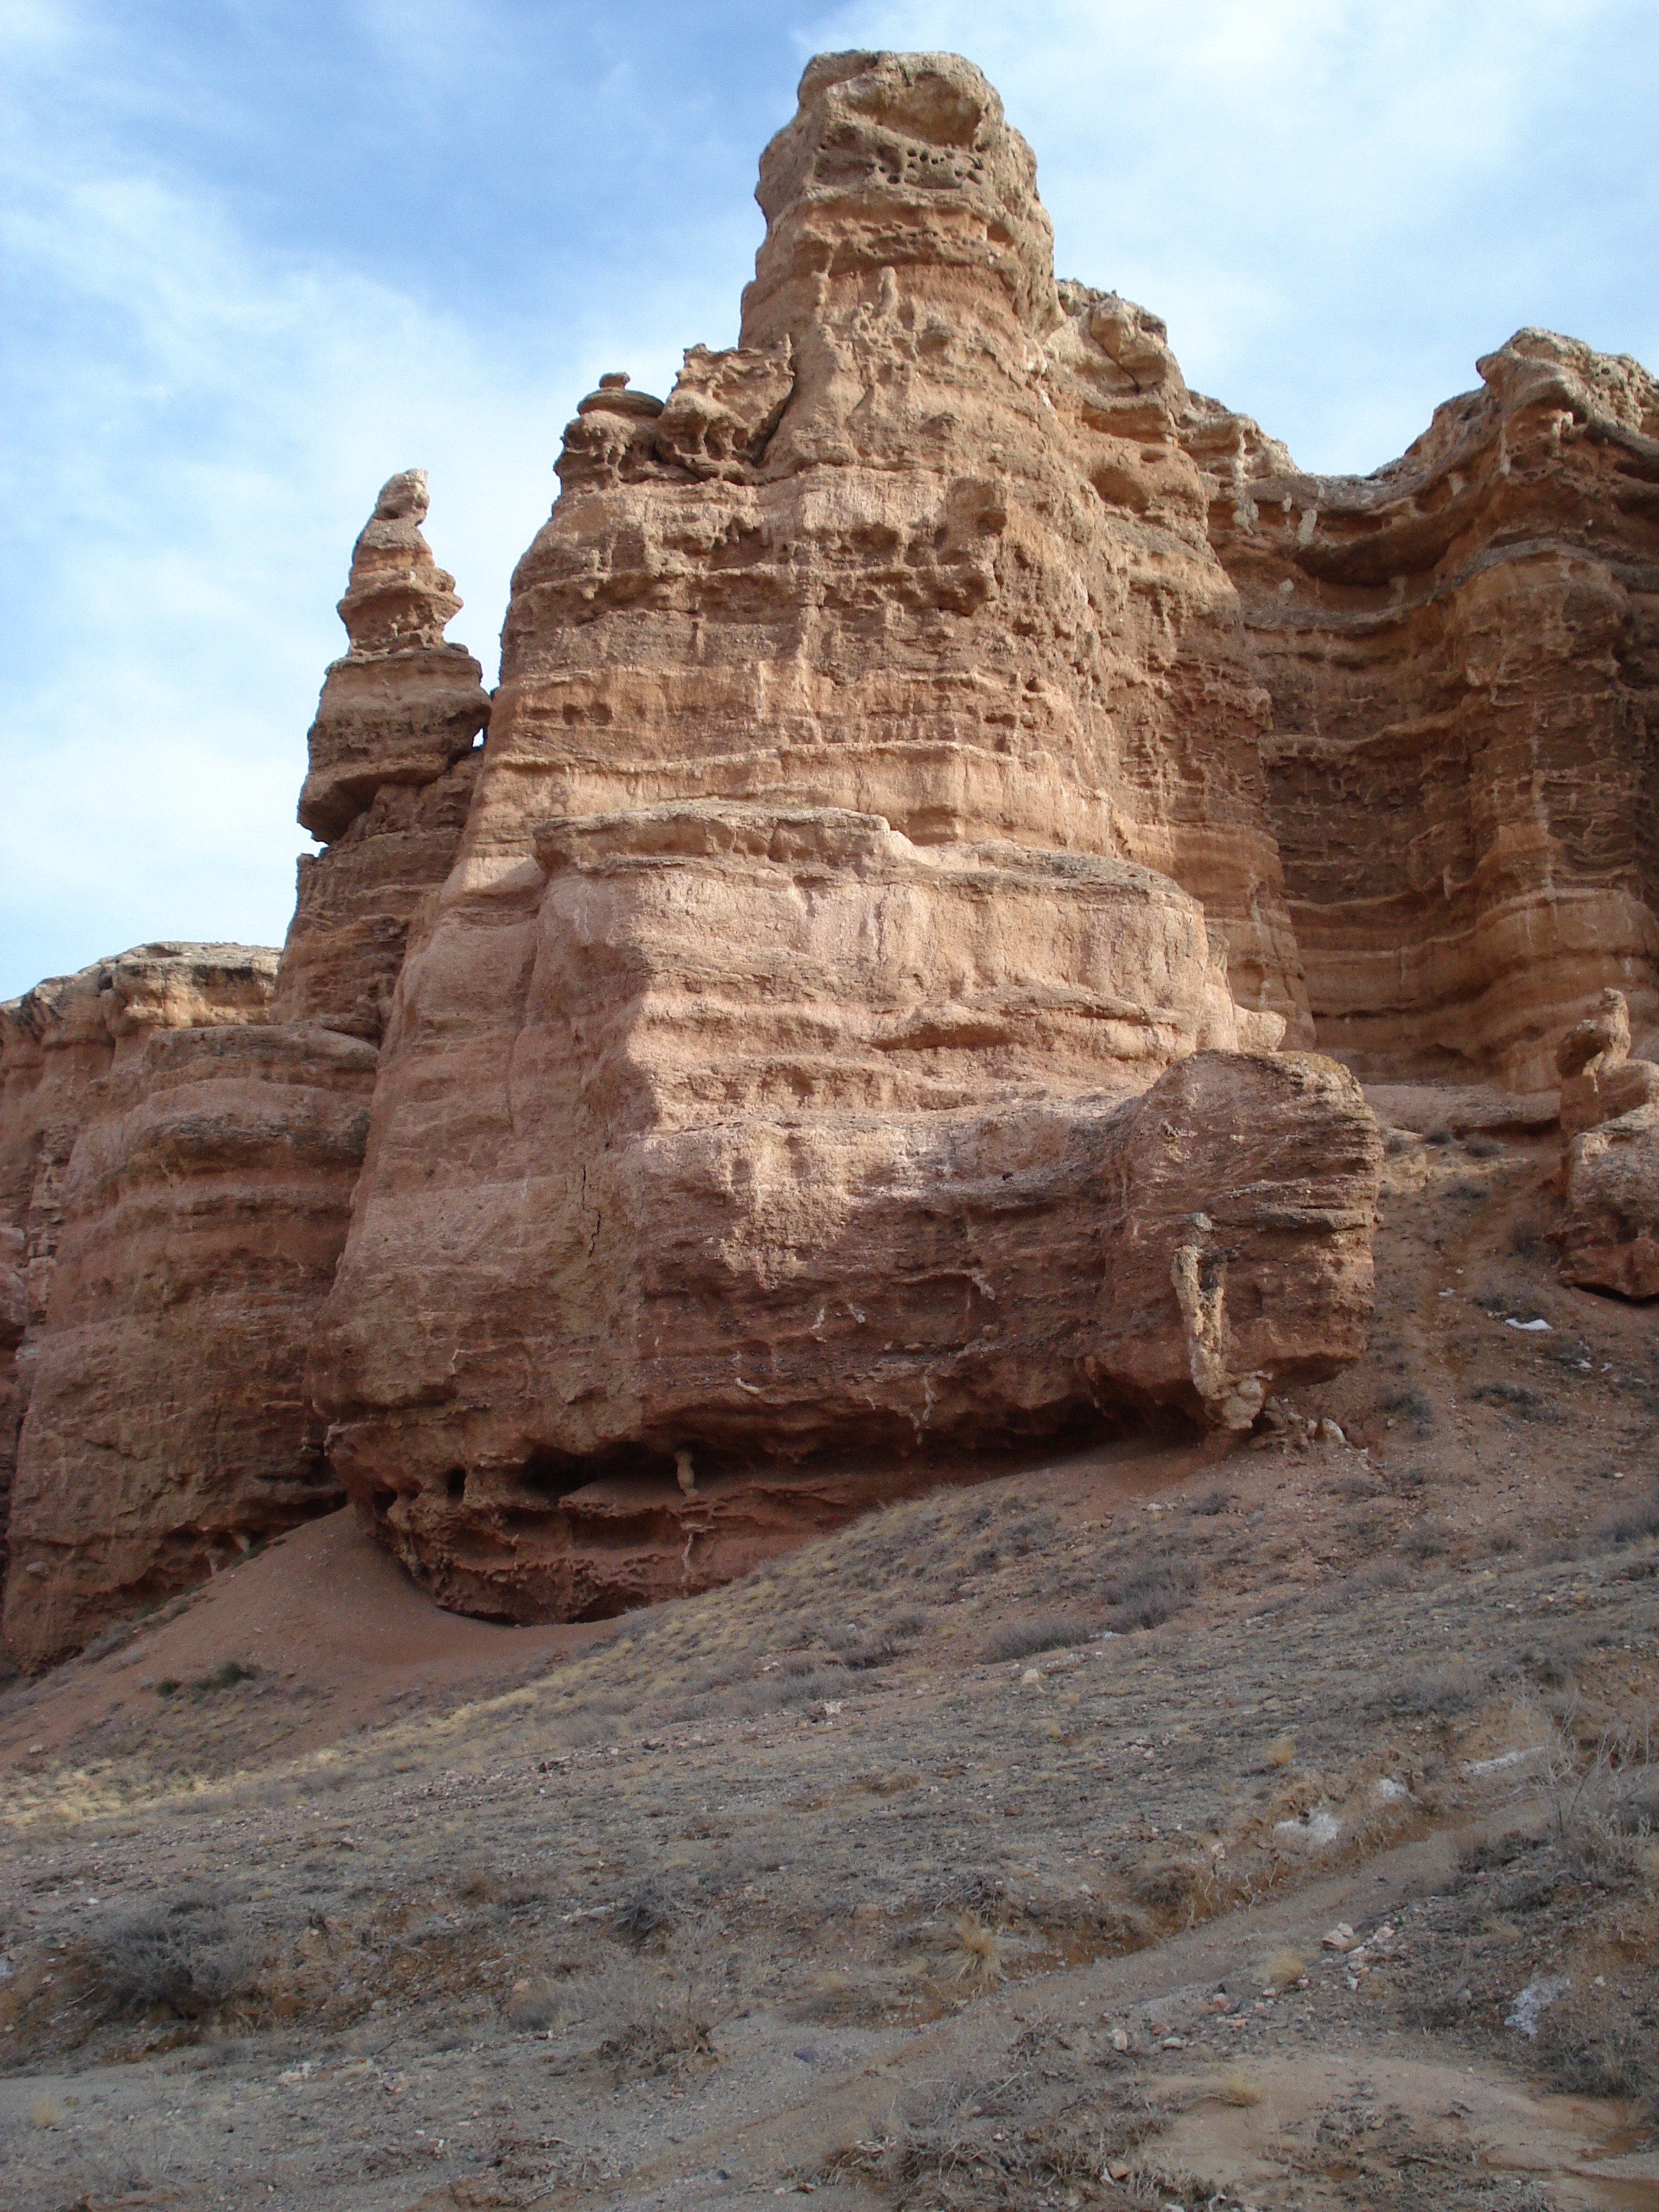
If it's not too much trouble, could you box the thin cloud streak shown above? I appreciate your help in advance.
[2,0,1653,997]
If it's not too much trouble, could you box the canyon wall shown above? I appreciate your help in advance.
[304,50,1380,1615]
[1183,330,1659,1092]
[6,46,1656,1658]
[0,948,278,1604]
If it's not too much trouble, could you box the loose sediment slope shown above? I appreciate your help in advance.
[307,50,1382,1617]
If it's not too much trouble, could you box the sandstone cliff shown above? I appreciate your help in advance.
[2,1022,375,1667]
[11,48,1655,1660]
[1182,329,1659,1092]
[305,50,1382,1616]
[1,481,490,1665]
[0,947,279,1606]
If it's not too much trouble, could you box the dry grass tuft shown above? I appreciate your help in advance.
[1259,1943,1306,1988]
[952,1912,1004,1984]
[1209,2069,1263,2108]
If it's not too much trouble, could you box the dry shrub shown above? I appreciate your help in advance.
[1377,1658,1486,1715]
[1099,1559,1200,1630]
[982,1616,1091,1665]
[1257,1943,1306,1987]
[1209,2069,1263,2107]
[611,1886,675,1948]
[952,1913,1004,1984]
[87,1890,258,2022]
[1591,1487,1659,1550]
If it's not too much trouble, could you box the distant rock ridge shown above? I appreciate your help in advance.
[1183,327,1659,1092]
[2,47,1655,1660]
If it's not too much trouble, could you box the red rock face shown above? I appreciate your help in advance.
[9,49,1657,1657]
[1562,1103,1659,1300]
[1184,331,1659,1092]
[2,1024,375,1668]
[272,468,490,1042]
[0,947,280,1615]
[304,52,1381,1614]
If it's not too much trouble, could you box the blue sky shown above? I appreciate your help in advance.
[4,0,1655,1000]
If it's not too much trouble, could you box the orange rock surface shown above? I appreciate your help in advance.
[0,474,495,1664]
[6,48,1657,1658]
[305,52,1380,1612]
[272,469,490,1043]
[1184,330,1659,1092]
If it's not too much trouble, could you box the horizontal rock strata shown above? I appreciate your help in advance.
[1185,329,1659,1091]
[309,51,1378,1619]
[2,1023,375,1668]
[316,1047,1379,1622]
[272,469,490,1042]
[17,46,1659,1650]
[0,946,279,1615]
[1,475,493,1663]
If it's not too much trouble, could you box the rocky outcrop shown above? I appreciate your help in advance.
[2,1023,375,1667]
[32,49,1659,1647]
[1555,989,1659,1139]
[306,50,1380,1618]
[271,469,490,1041]
[322,1044,1377,1622]
[1561,1104,1659,1300]
[1,472,495,1665]
[1184,328,1659,1092]
[0,946,279,1607]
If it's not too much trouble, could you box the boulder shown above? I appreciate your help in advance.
[1560,1103,1659,1301]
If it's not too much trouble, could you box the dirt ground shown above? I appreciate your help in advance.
[1,1087,1657,2211]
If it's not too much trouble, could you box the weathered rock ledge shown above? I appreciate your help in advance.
[4,46,1655,1659]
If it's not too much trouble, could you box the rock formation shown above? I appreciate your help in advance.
[9,47,1658,1656]
[1184,330,1659,1093]
[303,50,1381,1615]
[0,947,279,1609]
[0,479,490,1666]
[1562,1103,1659,1300]
[271,469,491,1042]
[1553,987,1659,1141]
[2,1022,375,1665]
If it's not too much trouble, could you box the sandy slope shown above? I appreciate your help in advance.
[0,1093,1655,2210]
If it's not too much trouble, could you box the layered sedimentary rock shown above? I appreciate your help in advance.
[1562,1104,1659,1300]
[307,50,1381,1617]
[1,475,493,1663]
[271,469,490,1041]
[1184,330,1659,1092]
[3,1024,375,1666]
[0,947,279,1607]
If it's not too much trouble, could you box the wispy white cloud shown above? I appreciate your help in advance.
[799,0,1658,462]
[1,0,1653,996]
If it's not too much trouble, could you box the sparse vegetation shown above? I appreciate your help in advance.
[981,1615,1091,1663]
